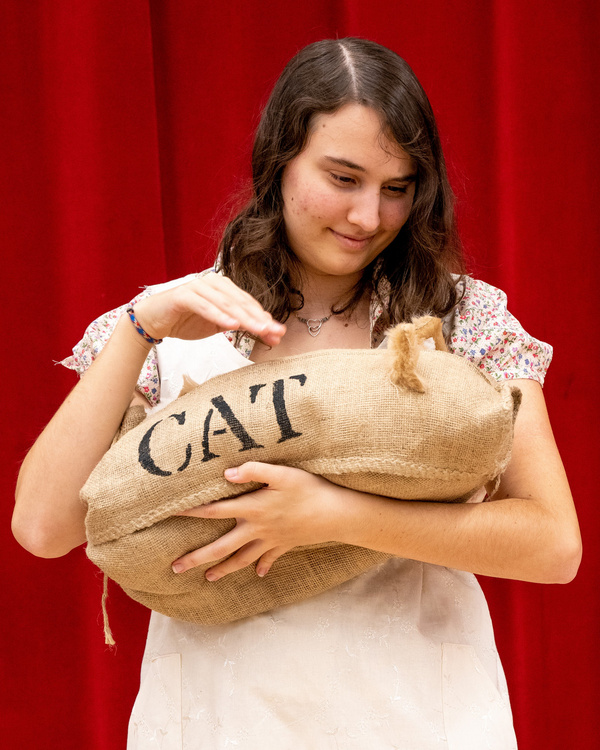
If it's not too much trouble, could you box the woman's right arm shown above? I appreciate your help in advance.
[12,274,285,558]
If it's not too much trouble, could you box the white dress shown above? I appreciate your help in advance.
[63,275,553,750]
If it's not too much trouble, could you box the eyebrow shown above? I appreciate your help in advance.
[322,155,417,182]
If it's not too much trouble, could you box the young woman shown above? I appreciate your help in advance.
[13,38,581,749]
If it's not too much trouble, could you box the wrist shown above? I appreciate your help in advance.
[115,313,155,355]
[318,481,364,545]
[125,305,163,345]
[330,485,390,548]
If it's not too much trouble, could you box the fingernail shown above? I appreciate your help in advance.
[205,571,219,581]
[172,562,184,574]
[256,566,267,578]
[224,467,238,480]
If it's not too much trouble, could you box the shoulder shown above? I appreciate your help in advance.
[447,276,553,385]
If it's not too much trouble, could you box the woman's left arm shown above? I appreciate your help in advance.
[173,378,582,584]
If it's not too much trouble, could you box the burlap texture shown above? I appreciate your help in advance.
[82,318,520,624]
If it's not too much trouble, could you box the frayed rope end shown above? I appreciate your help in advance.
[102,574,116,647]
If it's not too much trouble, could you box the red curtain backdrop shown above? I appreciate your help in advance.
[3,2,599,748]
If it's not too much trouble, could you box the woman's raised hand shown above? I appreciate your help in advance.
[132,273,286,346]
[13,274,284,559]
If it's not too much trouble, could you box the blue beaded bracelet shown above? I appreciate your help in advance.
[126,307,163,345]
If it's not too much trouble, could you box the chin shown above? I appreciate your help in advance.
[294,246,380,280]
[316,264,372,281]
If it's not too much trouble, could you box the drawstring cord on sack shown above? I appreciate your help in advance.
[102,574,116,646]
[98,403,148,647]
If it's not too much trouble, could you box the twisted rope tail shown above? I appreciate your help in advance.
[102,574,116,646]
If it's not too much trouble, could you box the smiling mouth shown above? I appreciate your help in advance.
[330,229,376,248]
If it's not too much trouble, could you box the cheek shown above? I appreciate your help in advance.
[285,181,336,222]
[382,198,414,232]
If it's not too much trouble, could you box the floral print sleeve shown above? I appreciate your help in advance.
[448,276,553,385]
[59,287,162,406]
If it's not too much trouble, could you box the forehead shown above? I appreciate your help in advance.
[304,103,411,167]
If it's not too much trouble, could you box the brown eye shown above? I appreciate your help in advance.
[330,173,355,185]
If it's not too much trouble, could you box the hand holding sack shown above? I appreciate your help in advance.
[82,317,521,625]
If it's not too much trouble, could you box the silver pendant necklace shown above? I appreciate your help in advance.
[295,313,331,337]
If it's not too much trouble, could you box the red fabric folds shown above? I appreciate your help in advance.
[3,2,598,748]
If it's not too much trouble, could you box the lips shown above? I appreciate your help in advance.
[330,229,376,249]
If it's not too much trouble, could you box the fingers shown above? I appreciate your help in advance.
[208,544,287,580]
[130,274,286,344]
[171,524,248,573]
[176,463,296,521]
[223,461,296,487]
[171,529,287,581]
[178,275,282,341]
[255,548,286,578]
[176,497,249,519]
[205,541,266,581]
[207,276,286,343]
[174,283,242,332]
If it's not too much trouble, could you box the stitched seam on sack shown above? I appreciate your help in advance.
[88,461,495,545]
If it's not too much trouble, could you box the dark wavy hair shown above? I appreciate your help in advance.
[218,37,464,327]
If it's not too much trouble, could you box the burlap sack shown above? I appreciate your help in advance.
[82,317,521,625]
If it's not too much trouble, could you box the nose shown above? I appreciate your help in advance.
[347,190,381,234]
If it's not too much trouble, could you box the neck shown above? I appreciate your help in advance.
[293,270,364,315]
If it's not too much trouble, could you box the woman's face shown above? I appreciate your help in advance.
[281,103,416,283]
